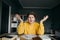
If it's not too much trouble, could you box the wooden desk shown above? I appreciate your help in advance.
[20,36,41,40]
[20,34,52,40]
[32,37,42,40]
[2,35,17,40]
[0,33,8,40]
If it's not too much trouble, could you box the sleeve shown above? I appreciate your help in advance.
[37,22,44,35]
[17,22,24,35]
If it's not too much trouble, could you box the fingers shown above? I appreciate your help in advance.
[15,14,21,20]
[44,15,48,20]
[15,14,23,22]
[40,15,49,22]
[15,14,21,19]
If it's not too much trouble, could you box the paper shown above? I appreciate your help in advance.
[39,35,51,40]
[21,35,37,39]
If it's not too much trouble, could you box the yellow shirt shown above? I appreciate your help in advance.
[17,22,44,35]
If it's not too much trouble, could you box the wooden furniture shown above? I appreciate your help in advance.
[0,37,2,40]
[19,34,52,40]
[0,33,8,40]
[32,37,42,40]
[2,35,17,40]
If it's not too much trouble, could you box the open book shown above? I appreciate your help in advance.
[39,35,51,40]
[20,35,37,40]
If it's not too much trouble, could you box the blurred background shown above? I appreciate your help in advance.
[0,0,60,37]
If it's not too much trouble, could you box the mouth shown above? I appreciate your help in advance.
[30,20,33,22]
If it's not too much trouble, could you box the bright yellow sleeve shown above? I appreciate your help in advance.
[37,22,44,35]
[17,22,24,34]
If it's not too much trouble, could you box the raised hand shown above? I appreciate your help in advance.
[15,14,23,22]
[40,15,48,23]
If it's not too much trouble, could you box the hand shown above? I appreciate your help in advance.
[40,15,48,22]
[15,14,23,22]
[15,14,20,19]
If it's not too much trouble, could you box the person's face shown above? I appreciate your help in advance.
[27,15,35,24]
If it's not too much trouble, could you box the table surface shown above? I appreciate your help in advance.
[3,34,54,40]
[19,34,53,40]
[32,37,42,40]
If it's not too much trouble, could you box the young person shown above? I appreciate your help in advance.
[16,12,48,35]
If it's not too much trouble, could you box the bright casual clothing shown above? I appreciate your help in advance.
[17,22,44,35]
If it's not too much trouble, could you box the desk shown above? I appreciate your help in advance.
[2,35,17,40]
[20,35,37,40]
[1,34,53,40]
[19,34,52,40]
[39,35,51,40]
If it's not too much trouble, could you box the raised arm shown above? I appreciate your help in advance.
[40,15,48,23]
[38,15,48,35]
[16,14,24,35]
[15,14,23,22]
[17,22,24,35]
